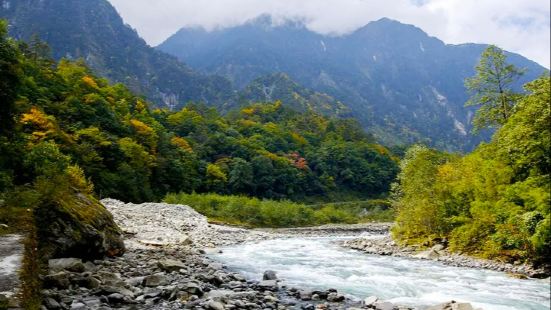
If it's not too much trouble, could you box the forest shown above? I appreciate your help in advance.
[0,20,398,232]
[392,46,550,266]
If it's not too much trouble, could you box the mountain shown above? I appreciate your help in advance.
[236,73,351,117]
[158,16,547,150]
[0,0,234,109]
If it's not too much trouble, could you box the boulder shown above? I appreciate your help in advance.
[48,258,85,273]
[374,301,395,310]
[364,295,379,306]
[299,290,313,301]
[207,300,225,310]
[43,272,70,289]
[415,248,440,260]
[43,297,61,310]
[258,280,278,291]
[35,193,125,260]
[427,301,474,310]
[143,274,169,287]
[263,270,278,280]
[158,259,186,272]
[327,292,345,302]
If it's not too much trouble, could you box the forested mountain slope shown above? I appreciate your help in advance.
[159,16,546,150]
[0,0,234,109]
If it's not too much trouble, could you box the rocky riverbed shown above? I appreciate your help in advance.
[341,235,549,278]
[36,200,523,310]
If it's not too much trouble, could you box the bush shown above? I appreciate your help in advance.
[163,192,368,228]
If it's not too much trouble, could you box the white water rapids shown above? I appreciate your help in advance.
[210,236,550,310]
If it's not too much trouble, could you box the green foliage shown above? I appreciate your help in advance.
[393,75,551,266]
[164,192,362,228]
[0,25,397,210]
[465,45,524,131]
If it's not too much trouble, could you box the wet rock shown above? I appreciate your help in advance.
[258,280,278,291]
[327,292,345,302]
[427,301,474,310]
[374,301,395,310]
[48,258,85,273]
[263,270,278,280]
[364,295,379,306]
[299,290,313,301]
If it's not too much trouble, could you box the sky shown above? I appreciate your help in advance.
[108,0,550,68]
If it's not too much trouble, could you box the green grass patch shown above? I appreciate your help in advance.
[164,192,394,228]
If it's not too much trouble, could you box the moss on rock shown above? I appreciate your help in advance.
[34,191,124,260]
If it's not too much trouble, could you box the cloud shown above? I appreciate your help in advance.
[108,0,550,68]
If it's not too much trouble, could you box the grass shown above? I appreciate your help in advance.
[164,192,395,228]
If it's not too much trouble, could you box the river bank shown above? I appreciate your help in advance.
[36,200,548,309]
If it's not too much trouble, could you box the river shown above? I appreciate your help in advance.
[210,235,550,310]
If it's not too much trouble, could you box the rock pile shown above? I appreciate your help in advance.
[342,236,547,278]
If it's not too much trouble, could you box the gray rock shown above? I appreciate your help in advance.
[427,301,474,310]
[44,272,70,289]
[158,259,186,272]
[258,280,278,291]
[70,302,86,310]
[364,296,379,306]
[183,282,203,296]
[327,292,345,302]
[144,274,169,287]
[43,297,61,309]
[98,285,135,298]
[415,248,440,259]
[432,244,446,252]
[107,293,125,303]
[72,276,101,289]
[263,270,278,280]
[126,276,145,287]
[299,290,313,301]
[49,258,85,273]
[374,301,394,310]
[207,300,225,310]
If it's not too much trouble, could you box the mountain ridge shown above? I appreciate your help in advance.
[158,15,546,150]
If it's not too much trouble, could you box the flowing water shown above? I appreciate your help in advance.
[210,236,550,310]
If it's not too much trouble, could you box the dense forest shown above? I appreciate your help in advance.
[0,20,398,212]
[392,46,550,266]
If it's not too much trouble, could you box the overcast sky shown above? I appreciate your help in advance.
[108,0,550,68]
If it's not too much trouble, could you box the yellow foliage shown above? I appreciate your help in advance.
[238,119,257,127]
[241,107,255,115]
[170,136,193,153]
[290,132,307,145]
[20,107,56,141]
[135,100,147,112]
[81,76,99,89]
[129,119,154,136]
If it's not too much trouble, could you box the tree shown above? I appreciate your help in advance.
[465,45,524,131]
[0,20,21,135]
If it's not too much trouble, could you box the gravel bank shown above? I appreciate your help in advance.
[341,235,549,278]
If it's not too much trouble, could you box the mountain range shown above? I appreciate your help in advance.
[158,15,546,150]
[1,1,546,150]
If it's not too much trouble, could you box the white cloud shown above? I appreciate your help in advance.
[108,0,550,68]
